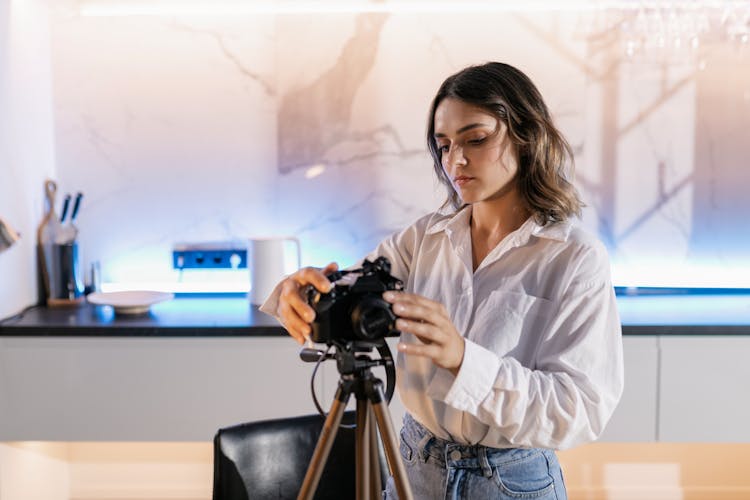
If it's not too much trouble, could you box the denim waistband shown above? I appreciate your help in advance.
[401,413,549,478]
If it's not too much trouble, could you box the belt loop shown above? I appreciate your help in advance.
[416,433,432,463]
[477,446,493,478]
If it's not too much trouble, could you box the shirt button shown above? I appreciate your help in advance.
[450,450,462,461]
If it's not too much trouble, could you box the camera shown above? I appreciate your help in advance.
[307,256,403,344]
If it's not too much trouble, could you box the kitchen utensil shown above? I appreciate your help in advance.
[249,236,301,305]
[70,192,83,222]
[88,260,102,293]
[60,194,71,223]
[37,180,63,245]
[37,179,84,306]
[57,191,83,244]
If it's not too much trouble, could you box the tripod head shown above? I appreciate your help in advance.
[300,339,396,405]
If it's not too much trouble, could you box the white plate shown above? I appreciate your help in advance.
[87,291,174,315]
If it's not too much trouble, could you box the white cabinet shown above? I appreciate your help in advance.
[599,336,659,441]
[2,335,748,442]
[658,336,750,442]
[0,336,405,441]
[601,335,750,442]
[600,335,750,442]
[0,337,324,441]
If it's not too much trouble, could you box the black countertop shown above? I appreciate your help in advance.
[0,296,286,337]
[1,292,749,337]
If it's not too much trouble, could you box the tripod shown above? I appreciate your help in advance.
[297,343,414,500]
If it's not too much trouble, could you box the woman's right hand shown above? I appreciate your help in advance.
[276,262,339,344]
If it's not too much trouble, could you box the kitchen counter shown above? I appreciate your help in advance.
[0,295,285,336]
[1,291,749,442]
[1,291,749,337]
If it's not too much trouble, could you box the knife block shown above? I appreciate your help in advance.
[39,241,85,307]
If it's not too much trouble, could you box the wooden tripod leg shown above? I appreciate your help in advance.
[368,404,384,498]
[371,397,413,500]
[355,397,371,499]
[297,383,351,500]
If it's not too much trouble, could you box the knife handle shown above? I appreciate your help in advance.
[70,192,83,222]
[60,194,71,222]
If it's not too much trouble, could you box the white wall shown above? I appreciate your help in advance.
[46,7,750,291]
[0,0,56,319]
[0,1,64,497]
[3,5,748,302]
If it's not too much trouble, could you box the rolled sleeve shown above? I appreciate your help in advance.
[436,339,501,413]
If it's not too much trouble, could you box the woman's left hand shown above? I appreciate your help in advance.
[383,291,465,375]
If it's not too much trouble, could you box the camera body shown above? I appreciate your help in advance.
[307,256,403,344]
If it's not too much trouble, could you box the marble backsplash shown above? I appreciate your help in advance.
[47,4,750,289]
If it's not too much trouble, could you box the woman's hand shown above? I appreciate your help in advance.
[383,291,465,375]
[276,262,338,344]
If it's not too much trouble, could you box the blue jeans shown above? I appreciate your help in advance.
[384,413,567,500]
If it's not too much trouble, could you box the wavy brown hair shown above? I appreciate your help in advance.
[427,62,582,224]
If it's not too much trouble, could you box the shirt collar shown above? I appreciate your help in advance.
[426,205,573,243]
[530,218,573,242]
[425,205,471,236]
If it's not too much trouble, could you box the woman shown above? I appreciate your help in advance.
[261,62,624,499]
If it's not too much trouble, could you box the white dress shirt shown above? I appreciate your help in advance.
[263,205,624,450]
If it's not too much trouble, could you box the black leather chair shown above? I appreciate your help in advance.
[212,412,389,500]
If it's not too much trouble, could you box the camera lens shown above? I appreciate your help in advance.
[351,296,397,340]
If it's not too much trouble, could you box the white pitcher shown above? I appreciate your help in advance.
[249,236,301,305]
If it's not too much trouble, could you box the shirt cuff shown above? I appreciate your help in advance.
[258,281,284,320]
[441,339,501,413]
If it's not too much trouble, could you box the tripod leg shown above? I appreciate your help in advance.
[368,404,383,499]
[358,394,388,500]
[369,392,413,500]
[355,396,371,499]
[297,381,352,500]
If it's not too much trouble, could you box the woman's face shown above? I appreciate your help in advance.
[433,97,519,205]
